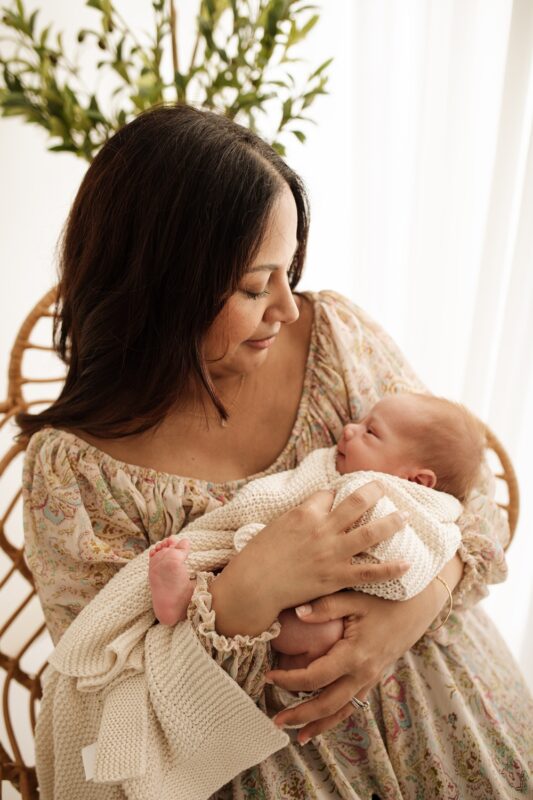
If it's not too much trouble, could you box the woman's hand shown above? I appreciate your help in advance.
[210,482,410,638]
[265,554,463,745]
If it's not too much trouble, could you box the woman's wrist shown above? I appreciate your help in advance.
[382,552,464,645]
[438,552,464,594]
[425,552,463,630]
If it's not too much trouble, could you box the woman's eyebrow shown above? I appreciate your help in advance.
[248,264,282,272]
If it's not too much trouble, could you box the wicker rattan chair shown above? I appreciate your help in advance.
[0,288,520,799]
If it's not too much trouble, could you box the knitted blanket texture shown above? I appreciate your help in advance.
[36,447,461,800]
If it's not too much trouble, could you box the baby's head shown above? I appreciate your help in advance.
[336,393,486,502]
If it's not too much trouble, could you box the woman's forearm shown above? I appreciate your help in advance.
[209,550,464,640]
[209,556,280,638]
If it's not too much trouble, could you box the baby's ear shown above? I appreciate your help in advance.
[412,469,437,489]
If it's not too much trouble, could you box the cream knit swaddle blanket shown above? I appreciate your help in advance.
[35,447,461,800]
[188,447,463,601]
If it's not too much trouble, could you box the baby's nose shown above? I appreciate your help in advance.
[343,422,361,440]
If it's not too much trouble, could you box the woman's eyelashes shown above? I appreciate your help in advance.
[242,288,270,300]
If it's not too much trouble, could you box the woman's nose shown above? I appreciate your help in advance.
[264,279,300,325]
[281,292,300,325]
[274,291,300,325]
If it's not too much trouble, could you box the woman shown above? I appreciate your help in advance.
[20,104,533,799]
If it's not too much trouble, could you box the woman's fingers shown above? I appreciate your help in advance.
[271,673,357,738]
[294,703,355,746]
[320,480,383,536]
[349,558,410,586]
[291,682,379,745]
[341,510,407,554]
[266,639,351,693]
[292,589,388,625]
[297,488,336,514]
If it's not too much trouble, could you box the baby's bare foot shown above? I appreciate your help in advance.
[149,537,195,625]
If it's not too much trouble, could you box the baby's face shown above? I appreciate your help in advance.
[336,394,421,476]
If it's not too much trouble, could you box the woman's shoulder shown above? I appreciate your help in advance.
[22,424,163,491]
[21,425,203,543]
[303,288,358,314]
[20,424,243,517]
[303,289,377,338]
[24,425,103,466]
[23,425,175,485]
[301,288,383,362]
[307,289,416,361]
[22,426,105,495]
[23,425,69,476]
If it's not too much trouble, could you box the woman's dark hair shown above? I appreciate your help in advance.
[15,103,310,440]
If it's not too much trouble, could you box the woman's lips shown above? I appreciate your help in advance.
[245,335,277,349]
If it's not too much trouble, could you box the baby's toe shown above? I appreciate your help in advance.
[173,538,191,551]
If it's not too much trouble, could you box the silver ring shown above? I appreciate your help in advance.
[350,696,370,710]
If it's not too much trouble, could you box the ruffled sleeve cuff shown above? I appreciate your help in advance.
[186,571,281,699]
[450,483,509,610]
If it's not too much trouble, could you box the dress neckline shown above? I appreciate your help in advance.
[53,290,320,490]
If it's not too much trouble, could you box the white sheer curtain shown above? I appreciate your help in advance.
[293,0,533,684]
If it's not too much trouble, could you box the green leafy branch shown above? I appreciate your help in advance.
[0,0,333,160]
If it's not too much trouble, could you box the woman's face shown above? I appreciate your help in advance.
[203,183,301,379]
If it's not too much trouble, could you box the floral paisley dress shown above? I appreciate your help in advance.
[23,291,533,799]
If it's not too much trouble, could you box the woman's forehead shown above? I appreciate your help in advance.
[247,240,299,274]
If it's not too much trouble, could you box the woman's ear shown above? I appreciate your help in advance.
[410,468,437,489]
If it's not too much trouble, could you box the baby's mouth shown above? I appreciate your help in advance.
[335,448,345,475]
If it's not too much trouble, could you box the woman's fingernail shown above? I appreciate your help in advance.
[273,715,284,727]
[264,676,274,684]
[399,561,411,570]
[299,736,310,746]
[400,511,409,522]
[295,604,312,618]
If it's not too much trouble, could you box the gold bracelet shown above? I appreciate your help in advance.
[429,574,453,632]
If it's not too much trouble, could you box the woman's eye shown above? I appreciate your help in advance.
[242,289,270,300]
[367,427,377,437]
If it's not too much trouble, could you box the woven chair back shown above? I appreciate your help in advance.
[0,288,520,799]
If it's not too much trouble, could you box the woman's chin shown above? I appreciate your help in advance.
[210,350,269,378]
[239,341,274,368]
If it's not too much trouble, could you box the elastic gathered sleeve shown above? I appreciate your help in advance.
[186,572,280,702]
[319,290,511,611]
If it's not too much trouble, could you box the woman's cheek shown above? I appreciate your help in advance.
[230,299,264,341]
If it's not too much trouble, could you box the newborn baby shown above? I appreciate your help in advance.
[148,392,485,669]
